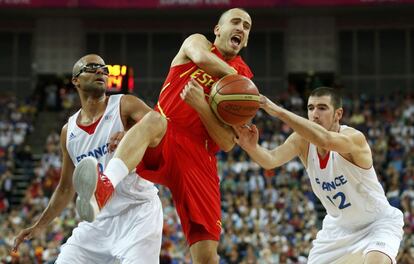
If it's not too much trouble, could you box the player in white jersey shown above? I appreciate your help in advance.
[234,87,404,264]
[12,54,163,264]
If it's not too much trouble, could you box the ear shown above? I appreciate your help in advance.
[214,24,220,37]
[335,108,343,122]
[244,40,248,47]
[72,76,79,88]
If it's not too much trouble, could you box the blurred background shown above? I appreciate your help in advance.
[0,0,413,263]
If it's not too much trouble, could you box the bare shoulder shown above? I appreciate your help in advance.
[171,33,211,67]
[340,126,367,144]
[120,94,151,115]
[60,124,68,149]
[61,124,68,137]
[340,126,372,168]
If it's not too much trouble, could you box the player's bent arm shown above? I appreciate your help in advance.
[197,101,235,152]
[247,133,303,170]
[262,97,365,154]
[173,34,237,77]
[34,125,76,228]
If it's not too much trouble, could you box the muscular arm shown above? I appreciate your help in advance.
[120,94,152,128]
[172,34,237,77]
[261,96,371,167]
[181,79,235,151]
[35,125,76,228]
[173,34,243,151]
[235,125,305,169]
[13,125,76,251]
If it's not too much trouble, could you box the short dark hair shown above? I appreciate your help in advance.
[309,87,342,109]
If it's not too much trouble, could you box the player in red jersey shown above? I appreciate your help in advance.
[75,8,253,263]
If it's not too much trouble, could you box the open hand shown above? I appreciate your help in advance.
[12,225,43,252]
[233,124,259,151]
[259,95,280,117]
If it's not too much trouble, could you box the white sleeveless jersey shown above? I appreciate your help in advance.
[306,125,401,230]
[66,95,158,218]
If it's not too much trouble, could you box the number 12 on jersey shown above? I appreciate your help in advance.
[326,192,351,209]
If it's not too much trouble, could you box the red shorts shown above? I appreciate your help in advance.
[136,122,221,245]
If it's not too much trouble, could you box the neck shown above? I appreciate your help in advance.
[78,92,107,124]
[330,123,341,133]
[213,42,237,61]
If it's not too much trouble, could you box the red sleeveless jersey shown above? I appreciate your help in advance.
[154,46,253,152]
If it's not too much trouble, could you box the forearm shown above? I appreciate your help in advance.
[197,103,235,152]
[245,145,279,170]
[267,105,329,148]
[183,34,237,78]
[195,51,237,78]
[35,186,74,228]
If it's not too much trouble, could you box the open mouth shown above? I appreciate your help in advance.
[230,35,242,47]
[95,78,105,83]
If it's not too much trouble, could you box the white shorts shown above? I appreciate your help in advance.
[308,208,404,264]
[56,196,163,264]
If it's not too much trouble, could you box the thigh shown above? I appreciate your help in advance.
[308,227,364,264]
[363,231,401,264]
[190,239,219,264]
[58,215,129,263]
[362,213,403,264]
[56,243,115,264]
[169,139,221,244]
[364,251,392,264]
[114,198,163,264]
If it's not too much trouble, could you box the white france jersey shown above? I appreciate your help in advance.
[306,125,400,230]
[66,94,158,218]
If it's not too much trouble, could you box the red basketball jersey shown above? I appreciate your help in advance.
[155,46,253,152]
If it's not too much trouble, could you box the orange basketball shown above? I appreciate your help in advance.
[209,74,260,126]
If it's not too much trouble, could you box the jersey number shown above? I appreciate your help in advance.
[326,192,351,209]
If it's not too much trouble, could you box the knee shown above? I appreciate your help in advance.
[142,111,167,134]
[138,111,167,146]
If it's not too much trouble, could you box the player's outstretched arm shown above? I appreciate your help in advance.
[260,95,367,155]
[13,125,75,252]
[234,125,303,169]
[172,34,237,77]
[181,79,235,151]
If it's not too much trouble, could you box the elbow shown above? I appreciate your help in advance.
[262,164,273,170]
[221,141,235,152]
[190,49,210,67]
[262,161,277,170]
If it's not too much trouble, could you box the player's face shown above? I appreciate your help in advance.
[307,95,342,131]
[214,9,252,57]
[74,56,108,96]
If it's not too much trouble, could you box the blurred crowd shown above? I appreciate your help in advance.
[0,90,413,264]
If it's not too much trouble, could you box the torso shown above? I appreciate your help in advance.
[155,46,253,152]
[66,95,158,218]
[305,125,395,229]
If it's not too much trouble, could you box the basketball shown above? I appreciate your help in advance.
[209,74,260,126]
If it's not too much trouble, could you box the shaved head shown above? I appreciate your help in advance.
[218,8,250,26]
[72,54,105,77]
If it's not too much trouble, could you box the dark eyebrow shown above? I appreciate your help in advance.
[230,18,241,22]
[307,103,329,108]
[231,17,251,25]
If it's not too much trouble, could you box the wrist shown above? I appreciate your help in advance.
[244,143,259,154]
[35,220,48,229]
